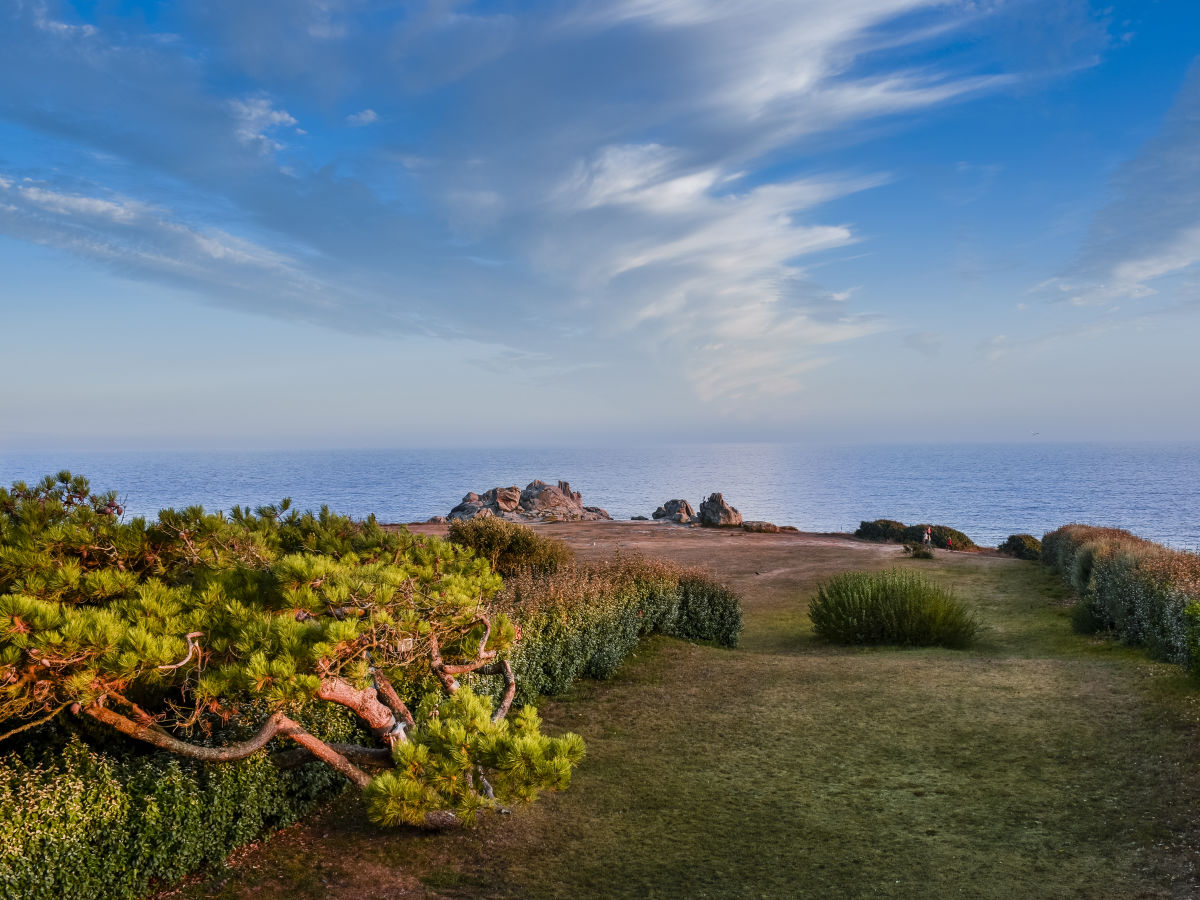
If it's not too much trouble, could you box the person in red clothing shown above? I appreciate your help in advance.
[947,536,954,552]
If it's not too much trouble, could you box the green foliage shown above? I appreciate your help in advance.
[446,517,573,577]
[903,524,976,551]
[487,556,741,706]
[364,687,584,827]
[999,534,1042,561]
[0,472,587,894]
[0,704,358,900]
[854,518,977,550]
[0,471,506,732]
[854,519,907,542]
[809,569,979,649]
[1041,525,1200,675]
[904,542,934,560]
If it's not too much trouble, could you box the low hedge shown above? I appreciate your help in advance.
[855,519,976,550]
[1042,524,1200,674]
[999,533,1042,561]
[0,704,361,900]
[482,556,741,705]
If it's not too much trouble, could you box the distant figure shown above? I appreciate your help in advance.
[923,526,932,547]
[947,536,954,552]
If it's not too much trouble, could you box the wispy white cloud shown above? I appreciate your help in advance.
[1042,64,1200,310]
[0,176,343,319]
[345,108,379,126]
[229,96,300,152]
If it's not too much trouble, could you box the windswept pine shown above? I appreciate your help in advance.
[0,472,583,829]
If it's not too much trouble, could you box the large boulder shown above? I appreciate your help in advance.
[480,486,522,512]
[446,479,611,522]
[699,492,743,527]
[652,499,695,522]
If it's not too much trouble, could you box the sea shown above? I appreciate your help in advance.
[1,443,1198,550]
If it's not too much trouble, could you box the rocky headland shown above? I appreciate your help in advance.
[444,479,612,523]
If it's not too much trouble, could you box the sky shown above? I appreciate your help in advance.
[1,0,1199,449]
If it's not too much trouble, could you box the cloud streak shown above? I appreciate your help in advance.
[1042,63,1200,309]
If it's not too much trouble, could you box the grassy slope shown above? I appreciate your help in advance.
[169,534,1200,900]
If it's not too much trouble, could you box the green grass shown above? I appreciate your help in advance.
[174,544,1200,900]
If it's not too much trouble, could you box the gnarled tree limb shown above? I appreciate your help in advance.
[316,675,398,738]
[475,660,516,722]
[271,743,394,770]
[83,703,373,787]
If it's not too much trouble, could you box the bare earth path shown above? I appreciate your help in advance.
[168,524,1200,900]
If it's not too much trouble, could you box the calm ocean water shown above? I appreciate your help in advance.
[1,444,1198,550]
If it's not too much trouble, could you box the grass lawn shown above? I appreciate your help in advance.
[168,529,1200,899]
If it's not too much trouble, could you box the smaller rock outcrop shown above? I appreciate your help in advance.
[631,515,649,521]
[699,493,743,527]
[742,521,779,533]
[652,499,696,524]
[426,515,448,524]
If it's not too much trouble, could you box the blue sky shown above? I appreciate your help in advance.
[2,0,1198,449]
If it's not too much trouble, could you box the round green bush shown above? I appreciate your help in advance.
[999,533,1042,561]
[809,569,979,649]
[854,519,907,542]
[902,524,976,551]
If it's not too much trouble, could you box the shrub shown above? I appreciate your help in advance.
[904,542,934,560]
[447,516,573,576]
[485,556,741,706]
[0,705,359,900]
[1042,525,1200,674]
[902,524,977,551]
[855,520,907,542]
[999,534,1042,561]
[809,569,979,649]
[854,519,976,550]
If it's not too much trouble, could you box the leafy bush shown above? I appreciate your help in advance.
[999,534,1042,561]
[0,705,359,900]
[854,519,976,550]
[809,570,979,649]
[855,519,907,542]
[902,524,976,551]
[904,542,934,560]
[1041,525,1200,674]
[486,556,741,706]
[447,516,573,576]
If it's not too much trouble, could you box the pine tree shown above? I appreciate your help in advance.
[0,472,583,826]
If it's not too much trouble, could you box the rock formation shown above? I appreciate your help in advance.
[652,499,696,524]
[447,480,611,522]
[741,520,779,533]
[699,492,743,527]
